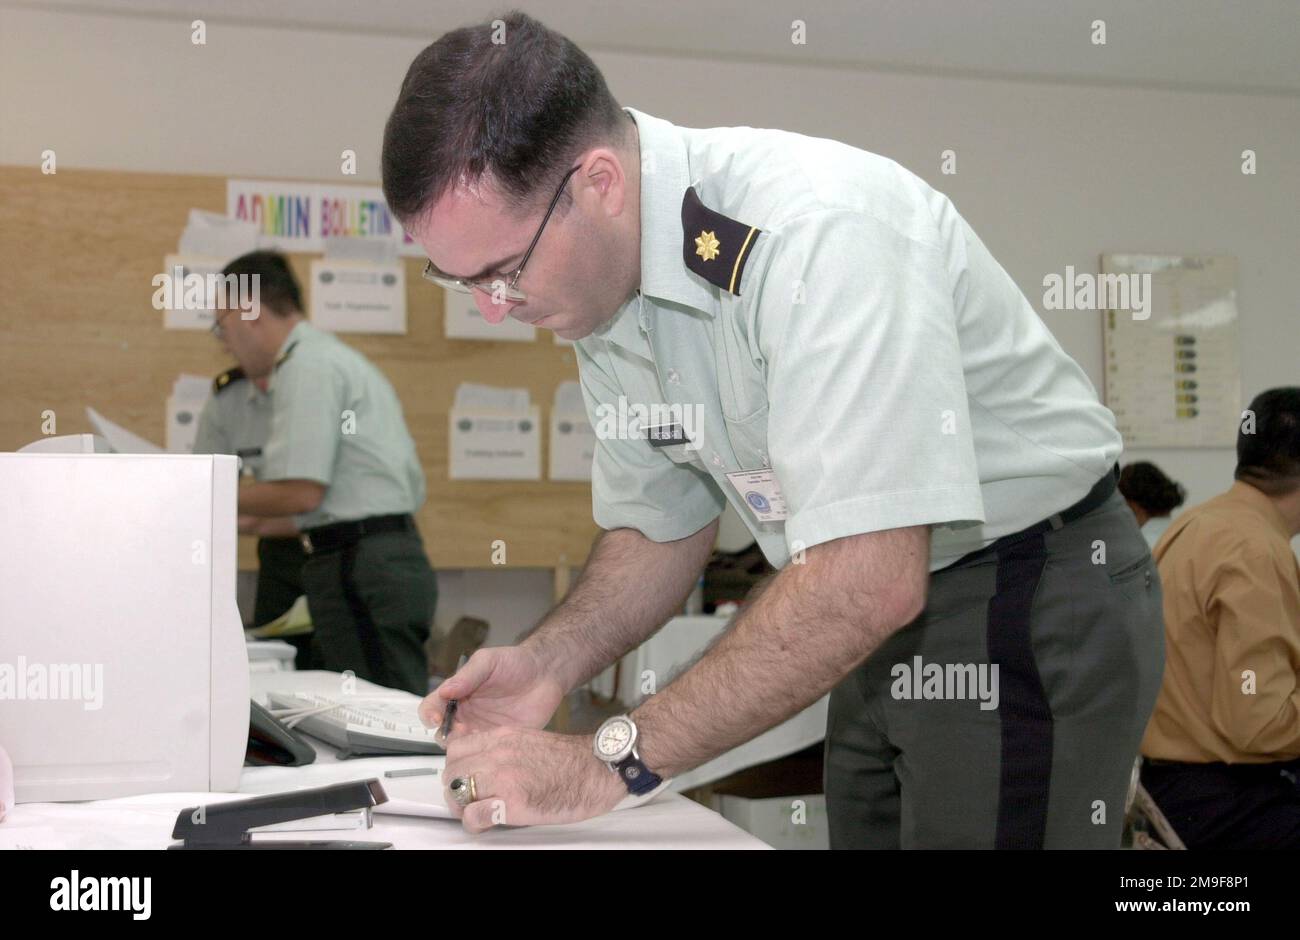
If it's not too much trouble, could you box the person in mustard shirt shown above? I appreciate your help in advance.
[1141,387,1300,848]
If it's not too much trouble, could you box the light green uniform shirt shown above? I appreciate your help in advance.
[576,108,1122,572]
[193,370,273,478]
[262,320,426,530]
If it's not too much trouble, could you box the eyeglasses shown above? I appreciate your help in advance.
[209,308,235,339]
[421,164,581,304]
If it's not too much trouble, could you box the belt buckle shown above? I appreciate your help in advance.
[299,532,314,555]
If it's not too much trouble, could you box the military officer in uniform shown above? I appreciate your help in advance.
[193,362,311,667]
[381,13,1164,842]
[214,250,437,696]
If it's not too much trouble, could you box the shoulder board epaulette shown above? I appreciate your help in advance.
[275,341,298,370]
[213,367,245,395]
[681,186,761,296]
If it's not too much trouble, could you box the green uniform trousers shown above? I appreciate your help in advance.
[252,536,311,670]
[825,486,1165,848]
[301,530,437,696]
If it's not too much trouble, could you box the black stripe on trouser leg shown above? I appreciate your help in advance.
[986,531,1053,849]
[339,541,387,682]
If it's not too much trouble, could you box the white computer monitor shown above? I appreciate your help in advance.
[16,433,110,454]
[0,451,248,801]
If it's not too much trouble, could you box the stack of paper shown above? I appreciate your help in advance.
[247,595,313,639]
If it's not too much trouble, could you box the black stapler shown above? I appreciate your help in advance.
[169,779,392,849]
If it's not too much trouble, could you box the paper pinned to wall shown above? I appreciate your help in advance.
[448,384,541,480]
[454,383,532,411]
[158,254,227,331]
[166,374,211,453]
[323,236,398,264]
[443,288,536,343]
[1101,253,1241,448]
[177,209,258,259]
[552,381,585,413]
[309,259,407,334]
[549,381,595,481]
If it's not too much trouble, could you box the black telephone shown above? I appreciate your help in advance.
[246,699,317,767]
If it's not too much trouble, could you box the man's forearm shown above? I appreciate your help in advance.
[239,480,322,517]
[255,516,301,538]
[521,520,719,692]
[631,526,929,778]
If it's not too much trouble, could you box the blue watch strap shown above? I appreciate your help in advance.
[614,753,663,796]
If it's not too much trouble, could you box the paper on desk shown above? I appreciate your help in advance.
[85,407,164,454]
[370,769,669,820]
[373,770,455,820]
[248,594,313,638]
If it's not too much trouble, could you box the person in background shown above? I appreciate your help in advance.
[1140,387,1300,848]
[214,251,437,696]
[194,351,311,668]
[1119,461,1187,548]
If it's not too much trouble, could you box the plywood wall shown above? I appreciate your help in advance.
[0,166,599,570]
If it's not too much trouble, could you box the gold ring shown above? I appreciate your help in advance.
[450,774,477,806]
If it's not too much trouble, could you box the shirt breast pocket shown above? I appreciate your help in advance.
[723,403,772,471]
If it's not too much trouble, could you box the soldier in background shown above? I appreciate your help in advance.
[194,352,311,668]
[214,251,437,695]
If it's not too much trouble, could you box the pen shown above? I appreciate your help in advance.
[440,653,469,741]
[384,767,439,778]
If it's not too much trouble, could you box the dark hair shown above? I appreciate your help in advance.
[381,11,627,225]
[1118,462,1186,516]
[220,250,302,316]
[1236,387,1300,495]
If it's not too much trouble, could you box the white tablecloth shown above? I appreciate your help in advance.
[0,670,766,850]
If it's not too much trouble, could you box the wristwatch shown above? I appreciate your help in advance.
[593,715,663,796]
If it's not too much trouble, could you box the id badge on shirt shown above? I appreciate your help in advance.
[725,469,789,523]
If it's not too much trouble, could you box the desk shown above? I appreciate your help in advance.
[0,670,767,850]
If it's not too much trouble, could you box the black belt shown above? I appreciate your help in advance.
[946,465,1119,569]
[299,513,416,555]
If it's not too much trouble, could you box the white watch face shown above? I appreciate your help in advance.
[597,718,633,759]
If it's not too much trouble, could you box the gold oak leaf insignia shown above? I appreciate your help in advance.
[695,230,721,262]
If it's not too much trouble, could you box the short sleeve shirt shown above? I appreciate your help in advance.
[192,372,274,478]
[261,320,427,530]
[576,108,1122,571]
[1141,482,1300,763]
